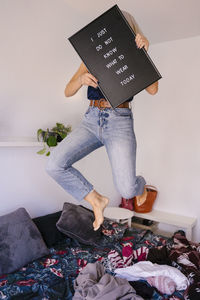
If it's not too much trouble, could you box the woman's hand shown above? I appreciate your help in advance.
[135,33,149,51]
[65,63,98,97]
[79,72,98,89]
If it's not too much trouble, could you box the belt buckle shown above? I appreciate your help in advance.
[98,98,106,110]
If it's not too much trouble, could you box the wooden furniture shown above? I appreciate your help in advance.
[134,210,197,240]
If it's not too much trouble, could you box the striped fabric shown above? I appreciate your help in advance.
[133,246,149,261]
[147,276,176,295]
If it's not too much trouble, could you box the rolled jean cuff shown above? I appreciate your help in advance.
[80,185,94,202]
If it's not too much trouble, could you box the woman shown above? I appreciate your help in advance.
[46,13,158,231]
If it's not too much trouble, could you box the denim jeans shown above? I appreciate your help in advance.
[46,106,146,201]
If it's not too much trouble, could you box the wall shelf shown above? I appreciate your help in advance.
[0,137,44,147]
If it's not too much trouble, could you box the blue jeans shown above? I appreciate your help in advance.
[46,106,146,201]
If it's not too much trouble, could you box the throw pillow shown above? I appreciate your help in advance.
[0,208,49,276]
[56,203,102,246]
[32,211,65,247]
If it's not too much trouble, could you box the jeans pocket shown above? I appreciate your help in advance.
[113,108,133,118]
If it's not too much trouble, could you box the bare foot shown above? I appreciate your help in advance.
[84,190,109,231]
[136,186,148,206]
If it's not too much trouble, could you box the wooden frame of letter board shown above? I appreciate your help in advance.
[68,5,162,108]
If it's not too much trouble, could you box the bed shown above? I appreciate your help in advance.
[0,209,199,300]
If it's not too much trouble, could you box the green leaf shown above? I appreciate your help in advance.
[37,148,46,155]
[56,123,64,129]
[46,151,50,156]
[37,129,43,141]
[47,135,57,147]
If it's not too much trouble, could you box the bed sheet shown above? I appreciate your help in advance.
[0,226,184,300]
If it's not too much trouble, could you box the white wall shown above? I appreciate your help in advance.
[0,0,200,241]
[0,0,121,217]
[134,36,200,241]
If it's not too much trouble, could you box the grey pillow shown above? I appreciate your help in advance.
[0,208,49,275]
[56,203,102,246]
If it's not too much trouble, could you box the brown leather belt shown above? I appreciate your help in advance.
[89,99,129,109]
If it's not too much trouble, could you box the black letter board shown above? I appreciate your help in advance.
[68,5,162,108]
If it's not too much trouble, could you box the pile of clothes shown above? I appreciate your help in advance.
[73,231,200,300]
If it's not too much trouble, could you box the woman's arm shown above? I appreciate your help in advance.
[64,62,98,97]
[135,34,159,95]
[145,81,159,95]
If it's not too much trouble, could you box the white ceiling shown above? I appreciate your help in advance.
[66,0,200,44]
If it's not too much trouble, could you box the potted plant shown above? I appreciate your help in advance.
[37,122,72,156]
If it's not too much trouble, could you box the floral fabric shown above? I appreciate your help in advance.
[0,224,185,300]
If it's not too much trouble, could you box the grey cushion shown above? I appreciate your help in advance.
[56,203,102,246]
[0,208,50,275]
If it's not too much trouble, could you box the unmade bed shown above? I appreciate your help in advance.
[1,216,199,300]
